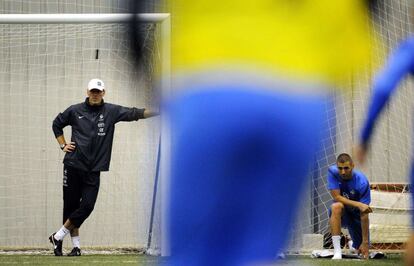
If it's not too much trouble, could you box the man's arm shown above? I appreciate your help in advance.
[56,135,66,147]
[56,135,76,153]
[143,109,159,118]
[358,38,414,164]
[52,107,75,152]
[115,106,159,122]
[359,212,370,259]
[330,190,372,213]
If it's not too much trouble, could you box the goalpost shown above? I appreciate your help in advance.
[0,13,169,255]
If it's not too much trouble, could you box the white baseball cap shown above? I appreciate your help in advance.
[88,78,105,91]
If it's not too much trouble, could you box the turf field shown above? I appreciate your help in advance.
[0,254,403,265]
[0,254,159,265]
[282,254,403,265]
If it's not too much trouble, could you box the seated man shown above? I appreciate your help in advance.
[328,153,372,260]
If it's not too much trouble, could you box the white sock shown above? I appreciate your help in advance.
[348,239,356,252]
[71,236,80,249]
[332,235,342,255]
[54,226,70,241]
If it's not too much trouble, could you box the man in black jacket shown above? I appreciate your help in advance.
[49,78,158,256]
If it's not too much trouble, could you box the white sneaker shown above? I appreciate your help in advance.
[332,253,342,260]
[348,239,357,253]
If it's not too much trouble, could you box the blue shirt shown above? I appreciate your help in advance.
[360,36,414,144]
[327,165,371,205]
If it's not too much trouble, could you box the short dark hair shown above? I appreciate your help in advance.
[337,153,353,164]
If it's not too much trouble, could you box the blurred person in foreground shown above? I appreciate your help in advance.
[155,1,378,265]
[355,31,414,266]
[165,1,377,265]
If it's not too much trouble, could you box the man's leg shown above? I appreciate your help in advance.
[330,202,344,259]
[67,228,81,256]
[67,171,100,228]
[62,171,100,257]
[62,166,82,231]
[49,166,82,256]
[346,214,363,250]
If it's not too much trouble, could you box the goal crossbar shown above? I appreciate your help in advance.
[0,13,169,24]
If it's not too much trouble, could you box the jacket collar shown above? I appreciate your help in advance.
[84,97,104,110]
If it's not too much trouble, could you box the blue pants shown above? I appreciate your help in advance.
[167,87,328,266]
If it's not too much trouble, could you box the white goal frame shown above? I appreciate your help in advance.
[0,13,170,256]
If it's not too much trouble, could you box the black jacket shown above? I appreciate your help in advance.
[52,98,145,172]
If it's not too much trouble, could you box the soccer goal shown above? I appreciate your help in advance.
[287,0,414,254]
[0,13,169,255]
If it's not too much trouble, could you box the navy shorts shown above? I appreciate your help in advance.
[329,207,368,249]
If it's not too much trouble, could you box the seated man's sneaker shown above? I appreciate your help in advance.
[48,233,63,256]
[349,246,357,254]
[332,253,342,260]
[348,239,358,254]
[67,247,81,256]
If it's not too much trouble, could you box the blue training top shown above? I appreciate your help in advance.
[327,165,371,205]
[360,36,414,145]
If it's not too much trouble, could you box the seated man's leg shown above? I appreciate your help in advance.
[343,210,363,250]
[330,202,344,259]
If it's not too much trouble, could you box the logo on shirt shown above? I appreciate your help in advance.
[97,121,106,136]
[63,169,68,187]
[78,116,84,119]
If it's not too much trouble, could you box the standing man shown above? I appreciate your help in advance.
[355,35,414,266]
[49,78,158,256]
[328,153,372,260]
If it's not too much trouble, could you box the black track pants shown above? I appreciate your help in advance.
[62,165,100,228]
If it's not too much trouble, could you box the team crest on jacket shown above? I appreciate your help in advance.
[97,114,105,136]
[97,122,105,136]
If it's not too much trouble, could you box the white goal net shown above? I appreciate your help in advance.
[0,15,167,254]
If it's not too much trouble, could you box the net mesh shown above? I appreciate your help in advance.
[0,22,162,253]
